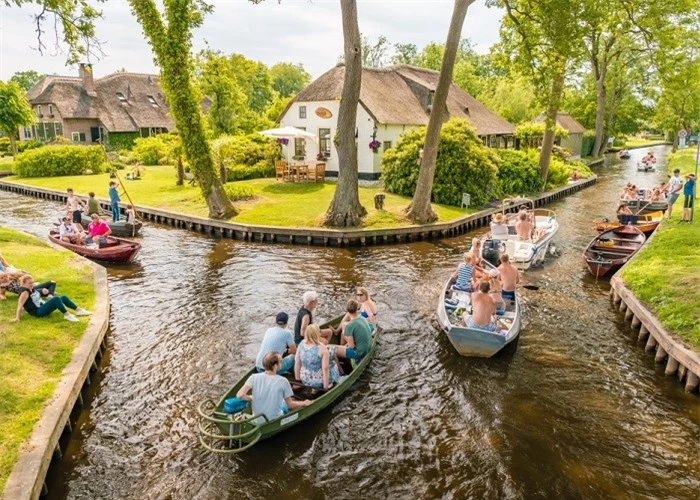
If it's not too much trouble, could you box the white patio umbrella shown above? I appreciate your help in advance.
[259,126,318,164]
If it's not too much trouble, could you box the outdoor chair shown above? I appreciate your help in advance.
[297,164,309,182]
[306,163,317,182]
[315,162,326,183]
[275,160,289,181]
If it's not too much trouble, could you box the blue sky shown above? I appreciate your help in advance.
[0,1,503,80]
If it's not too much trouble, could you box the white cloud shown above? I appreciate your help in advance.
[0,0,503,80]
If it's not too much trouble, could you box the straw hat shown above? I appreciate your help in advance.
[493,213,505,224]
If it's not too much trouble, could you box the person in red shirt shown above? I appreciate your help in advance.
[86,214,112,246]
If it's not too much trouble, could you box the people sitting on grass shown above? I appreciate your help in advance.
[294,291,335,344]
[255,312,296,374]
[59,216,86,245]
[515,210,534,240]
[86,192,100,216]
[12,275,90,323]
[0,252,27,300]
[466,281,497,332]
[295,324,342,390]
[451,253,485,292]
[86,213,112,246]
[237,352,312,424]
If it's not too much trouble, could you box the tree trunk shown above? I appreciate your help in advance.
[323,0,367,227]
[176,156,184,185]
[406,0,474,224]
[219,160,227,184]
[539,65,566,187]
[593,71,607,157]
[9,131,18,157]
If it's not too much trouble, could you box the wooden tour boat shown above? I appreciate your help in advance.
[583,226,646,278]
[81,212,143,237]
[436,266,522,358]
[49,230,141,263]
[593,211,662,236]
[622,198,668,215]
[197,315,379,454]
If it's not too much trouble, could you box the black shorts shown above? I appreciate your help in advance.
[72,210,82,223]
[683,195,694,208]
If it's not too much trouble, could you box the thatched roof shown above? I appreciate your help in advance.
[288,64,515,136]
[534,112,586,134]
[27,72,175,132]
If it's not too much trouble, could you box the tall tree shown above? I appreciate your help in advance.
[10,70,42,92]
[0,81,35,156]
[196,50,248,136]
[362,34,390,67]
[392,43,418,65]
[269,62,311,97]
[406,0,475,224]
[494,0,583,183]
[324,0,367,226]
[129,0,235,218]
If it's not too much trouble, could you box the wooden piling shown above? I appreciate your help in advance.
[685,373,699,393]
[645,335,657,352]
[665,357,680,376]
[655,345,667,363]
[631,316,641,329]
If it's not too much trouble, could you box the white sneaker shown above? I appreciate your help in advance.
[75,307,92,316]
[64,313,79,322]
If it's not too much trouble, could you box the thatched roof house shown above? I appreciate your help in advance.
[534,112,587,159]
[280,64,515,180]
[23,64,208,147]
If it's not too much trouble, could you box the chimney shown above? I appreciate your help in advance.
[79,63,96,95]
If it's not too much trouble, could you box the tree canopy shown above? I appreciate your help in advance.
[0,80,36,156]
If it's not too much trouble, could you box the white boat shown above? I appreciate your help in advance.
[436,267,522,358]
[480,199,559,270]
[637,162,656,172]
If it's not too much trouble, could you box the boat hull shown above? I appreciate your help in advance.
[624,199,668,214]
[49,231,141,263]
[81,214,143,237]
[582,226,645,278]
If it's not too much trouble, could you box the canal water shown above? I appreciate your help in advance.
[1,146,698,499]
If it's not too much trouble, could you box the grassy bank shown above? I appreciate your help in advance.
[619,137,668,149]
[0,227,96,492]
[621,148,699,348]
[4,165,470,229]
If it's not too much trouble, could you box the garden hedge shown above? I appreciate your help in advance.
[14,145,104,177]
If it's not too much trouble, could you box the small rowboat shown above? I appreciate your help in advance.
[81,213,143,237]
[49,230,141,263]
[436,264,522,358]
[637,162,656,172]
[618,151,630,159]
[593,211,662,236]
[583,226,646,278]
[622,199,668,215]
[197,315,379,454]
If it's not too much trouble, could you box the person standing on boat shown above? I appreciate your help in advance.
[86,192,100,216]
[466,281,497,331]
[65,188,86,224]
[294,291,334,344]
[515,210,534,240]
[666,169,683,220]
[108,181,121,222]
[255,312,297,374]
[498,254,520,303]
[86,213,112,246]
[681,173,695,223]
[237,352,311,424]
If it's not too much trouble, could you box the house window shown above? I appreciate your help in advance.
[71,132,86,142]
[147,95,158,107]
[319,128,331,158]
[383,141,392,151]
[24,128,32,139]
[48,104,54,117]
[489,135,498,148]
[116,92,127,103]
[294,127,306,157]
[299,106,307,119]
[54,122,63,137]
[46,122,56,141]
[37,105,42,117]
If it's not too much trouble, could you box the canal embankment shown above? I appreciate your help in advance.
[0,175,597,246]
[0,227,110,499]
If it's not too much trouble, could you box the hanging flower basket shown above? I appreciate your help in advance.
[369,139,381,153]
[277,137,289,146]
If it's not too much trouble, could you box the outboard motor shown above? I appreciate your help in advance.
[482,239,501,267]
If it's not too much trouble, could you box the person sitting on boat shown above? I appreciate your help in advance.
[515,210,534,240]
[466,281,497,332]
[451,253,485,292]
[650,188,664,202]
[126,205,137,225]
[237,352,311,424]
[294,291,335,345]
[86,192,100,216]
[356,287,378,332]
[497,254,520,303]
[468,238,483,266]
[295,324,342,390]
[255,312,297,374]
[86,213,112,247]
[642,151,656,165]
[59,216,86,245]
[617,203,633,216]
[341,299,372,361]
[65,188,86,224]
[487,269,505,315]
[490,213,509,238]
[12,274,90,323]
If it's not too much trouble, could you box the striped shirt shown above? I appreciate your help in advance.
[456,263,474,289]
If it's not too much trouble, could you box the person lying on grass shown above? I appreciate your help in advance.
[12,275,91,323]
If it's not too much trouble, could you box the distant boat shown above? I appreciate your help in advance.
[81,212,142,237]
[49,230,141,264]
[618,150,631,159]
[593,211,662,236]
[637,162,656,172]
[583,225,646,278]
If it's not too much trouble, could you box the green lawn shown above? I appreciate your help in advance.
[0,227,96,492]
[621,149,699,348]
[0,157,13,168]
[620,137,668,149]
[4,165,472,229]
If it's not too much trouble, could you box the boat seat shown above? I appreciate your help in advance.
[592,244,635,253]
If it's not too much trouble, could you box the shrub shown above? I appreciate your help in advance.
[545,158,593,190]
[226,161,275,182]
[494,149,542,196]
[0,137,10,153]
[130,133,180,165]
[14,145,104,177]
[551,145,572,160]
[224,184,255,201]
[382,118,500,207]
[212,134,278,169]
[514,122,568,149]
[581,130,596,157]
[17,139,43,153]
